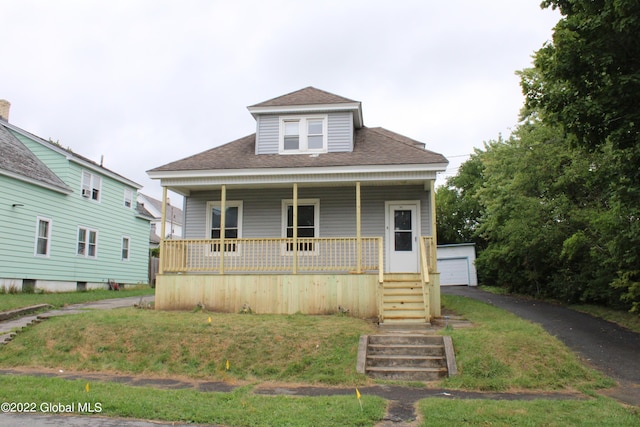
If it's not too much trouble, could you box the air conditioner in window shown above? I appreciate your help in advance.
[82,189,90,197]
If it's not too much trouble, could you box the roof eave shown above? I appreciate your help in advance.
[247,102,364,128]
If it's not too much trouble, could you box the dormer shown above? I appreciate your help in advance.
[247,87,363,155]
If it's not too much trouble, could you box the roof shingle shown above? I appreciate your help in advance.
[149,127,447,173]
[249,87,357,108]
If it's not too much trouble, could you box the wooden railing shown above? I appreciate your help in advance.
[419,236,436,322]
[161,237,383,274]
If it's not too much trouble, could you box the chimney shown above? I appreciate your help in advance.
[0,100,10,122]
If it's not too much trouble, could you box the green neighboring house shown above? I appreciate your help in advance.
[0,100,151,292]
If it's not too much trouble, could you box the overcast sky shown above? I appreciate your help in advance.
[0,0,560,202]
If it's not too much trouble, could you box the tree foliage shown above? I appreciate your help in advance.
[437,1,640,312]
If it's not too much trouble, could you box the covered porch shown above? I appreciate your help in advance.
[154,179,441,322]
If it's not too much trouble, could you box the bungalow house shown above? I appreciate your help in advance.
[147,87,448,323]
[0,100,151,292]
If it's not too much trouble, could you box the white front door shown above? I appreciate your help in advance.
[386,202,420,273]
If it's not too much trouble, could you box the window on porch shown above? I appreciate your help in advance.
[207,201,243,252]
[282,199,319,252]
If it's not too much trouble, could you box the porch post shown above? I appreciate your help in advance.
[356,181,362,273]
[292,183,298,274]
[220,185,226,274]
[159,186,168,274]
[429,180,437,268]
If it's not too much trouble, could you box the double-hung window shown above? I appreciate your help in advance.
[207,201,243,253]
[81,170,102,201]
[282,199,319,252]
[121,237,130,260]
[123,188,133,208]
[77,227,98,258]
[35,217,52,257]
[280,115,327,154]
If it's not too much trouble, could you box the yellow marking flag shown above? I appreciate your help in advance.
[226,359,230,370]
[356,387,363,411]
[85,383,90,393]
[208,316,212,324]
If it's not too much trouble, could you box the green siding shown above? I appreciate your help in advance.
[1,141,149,285]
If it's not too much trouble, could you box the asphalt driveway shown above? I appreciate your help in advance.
[442,286,640,405]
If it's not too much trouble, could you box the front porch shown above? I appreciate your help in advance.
[155,236,441,322]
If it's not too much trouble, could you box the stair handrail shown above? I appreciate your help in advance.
[377,237,384,323]
[419,236,431,322]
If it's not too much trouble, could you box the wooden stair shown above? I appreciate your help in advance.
[380,274,427,324]
[358,334,454,381]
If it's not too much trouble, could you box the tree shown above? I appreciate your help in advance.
[522,0,640,312]
[436,152,485,246]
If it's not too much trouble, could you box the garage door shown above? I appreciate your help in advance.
[438,258,470,286]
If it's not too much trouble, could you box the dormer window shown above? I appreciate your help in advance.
[279,115,327,154]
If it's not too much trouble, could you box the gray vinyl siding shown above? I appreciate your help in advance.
[184,185,432,239]
[255,115,279,154]
[254,112,354,154]
[327,112,353,152]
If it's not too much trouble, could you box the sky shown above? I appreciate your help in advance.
[0,0,560,202]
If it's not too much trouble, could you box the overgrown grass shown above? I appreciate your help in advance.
[439,295,614,391]
[0,375,385,427]
[0,287,154,312]
[0,310,376,385]
[418,397,640,427]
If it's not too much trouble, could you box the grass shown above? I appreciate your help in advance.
[0,286,154,312]
[570,304,640,334]
[439,294,614,391]
[0,375,386,427]
[0,309,377,385]
[0,292,634,425]
[481,285,640,333]
[418,397,640,427]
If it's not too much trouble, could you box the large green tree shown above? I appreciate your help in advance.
[521,0,640,311]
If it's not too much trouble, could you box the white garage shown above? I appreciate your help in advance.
[437,243,477,286]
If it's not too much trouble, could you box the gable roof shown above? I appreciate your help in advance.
[138,193,183,225]
[250,87,358,107]
[148,126,447,173]
[248,87,364,128]
[0,118,142,189]
[0,121,72,193]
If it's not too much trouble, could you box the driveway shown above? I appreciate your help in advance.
[442,286,640,405]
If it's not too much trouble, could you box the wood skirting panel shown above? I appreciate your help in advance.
[155,274,379,317]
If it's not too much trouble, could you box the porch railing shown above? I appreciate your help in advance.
[161,237,382,274]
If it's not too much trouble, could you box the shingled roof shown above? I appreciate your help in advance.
[149,126,447,173]
[0,121,72,193]
[249,86,357,108]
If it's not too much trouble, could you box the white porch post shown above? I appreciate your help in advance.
[220,185,226,275]
[292,183,298,274]
[159,186,168,274]
[356,181,362,273]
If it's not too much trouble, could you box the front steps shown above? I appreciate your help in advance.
[380,274,427,324]
[357,333,455,381]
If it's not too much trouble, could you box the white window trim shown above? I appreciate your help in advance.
[206,201,243,256]
[281,199,320,253]
[278,115,328,154]
[123,188,133,208]
[77,226,99,258]
[121,236,130,261]
[34,216,52,257]
[81,170,102,202]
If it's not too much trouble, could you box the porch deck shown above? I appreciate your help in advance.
[155,236,440,321]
